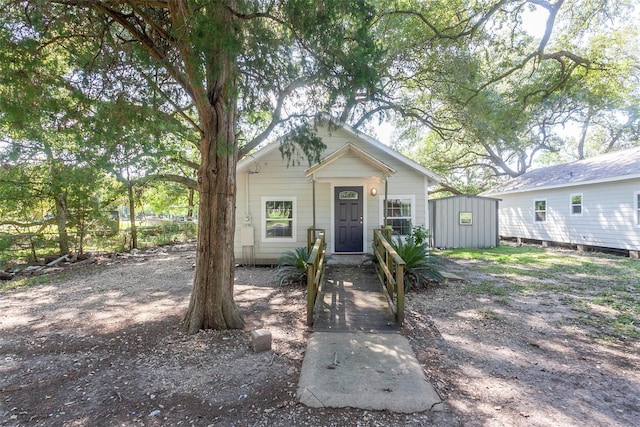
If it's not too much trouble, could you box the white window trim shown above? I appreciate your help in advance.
[635,191,640,227]
[261,197,296,242]
[534,199,547,223]
[379,194,416,236]
[570,193,583,216]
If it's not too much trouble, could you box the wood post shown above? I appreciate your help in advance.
[306,231,325,326]
[396,263,404,326]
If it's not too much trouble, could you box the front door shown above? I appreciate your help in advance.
[334,186,363,252]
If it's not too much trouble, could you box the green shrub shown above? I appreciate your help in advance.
[389,236,444,291]
[276,247,310,285]
[409,225,430,246]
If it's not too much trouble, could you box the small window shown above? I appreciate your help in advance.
[381,196,415,235]
[534,199,546,222]
[262,198,296,241]
[571,194,583,215]
[636,192,640,226]
[339,190,359,200]
[459,212,473,225]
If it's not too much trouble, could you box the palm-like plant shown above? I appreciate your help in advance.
[276,247,310,285]
[390,237,444,291]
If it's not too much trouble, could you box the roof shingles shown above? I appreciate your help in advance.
[483,147,640,195]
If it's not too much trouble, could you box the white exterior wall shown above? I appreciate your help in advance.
[234,125,434,263]
[498,178,640,251]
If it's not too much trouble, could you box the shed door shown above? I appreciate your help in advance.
[335,186,363,252]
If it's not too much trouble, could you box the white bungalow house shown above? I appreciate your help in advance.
[482,147,640,258]
[234,117,442,264]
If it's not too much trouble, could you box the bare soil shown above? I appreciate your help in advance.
[1,244,638,426]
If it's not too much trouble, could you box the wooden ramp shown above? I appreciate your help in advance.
[298,259,444,413]
[313,264,399,333]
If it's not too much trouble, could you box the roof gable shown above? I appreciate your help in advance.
[237,116,442,183]
[304,143,396,177]
[484,147,640,195]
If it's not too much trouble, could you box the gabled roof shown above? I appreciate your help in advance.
[304,143,396,177]
[483,146,640,196]
[237,116,442,183]
[332,117,442,183]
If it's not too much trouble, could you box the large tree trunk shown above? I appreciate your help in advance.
[179,0,243,333]
[182,106,244,333]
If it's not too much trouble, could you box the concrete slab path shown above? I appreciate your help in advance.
[297,332,443,413]
[296,261,443,413]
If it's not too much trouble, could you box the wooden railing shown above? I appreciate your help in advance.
[373,229,405,325]
[306,229,326,326]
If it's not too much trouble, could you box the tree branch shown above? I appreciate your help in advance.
[238,77,310,158]
[133,173,198,190]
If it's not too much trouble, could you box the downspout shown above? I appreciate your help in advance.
[384,175,388,227]
[312,176,316,229]
[246,171,250,222]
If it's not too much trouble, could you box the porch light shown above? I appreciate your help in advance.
[370,188,377,196]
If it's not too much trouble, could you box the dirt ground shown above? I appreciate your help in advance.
[1,243,639,426]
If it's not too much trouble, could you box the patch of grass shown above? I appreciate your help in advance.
[1,275,51,291]
[479,307,502,320]
[440,245,640,343]
[494,296,510,305]
[464,280,509,296]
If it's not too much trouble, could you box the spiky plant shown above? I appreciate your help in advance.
[276,247,310,285]
[390,237,444,291]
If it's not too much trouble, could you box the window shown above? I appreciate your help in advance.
[262,198,296,241]
[338,190,358,200]
[636,192,640,226]
[534,199,547,222]
[459,212,473,225]
[381,196,415,235]
[571,194,583,215]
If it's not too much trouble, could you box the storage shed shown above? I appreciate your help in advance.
[429,195,500,249]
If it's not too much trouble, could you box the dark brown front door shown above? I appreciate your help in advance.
[335,186,363,252]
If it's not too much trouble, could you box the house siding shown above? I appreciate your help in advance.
[498,178,640,251]
[234,124,435,264]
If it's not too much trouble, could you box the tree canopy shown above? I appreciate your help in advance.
[342,0,640,193]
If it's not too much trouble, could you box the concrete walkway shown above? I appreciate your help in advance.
[296,259,443,413]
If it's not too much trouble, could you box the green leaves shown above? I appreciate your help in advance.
[389,235,444,291]
[278,122,327,167]
[277,246,310,285]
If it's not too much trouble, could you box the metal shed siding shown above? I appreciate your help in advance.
[497,178,640,250]
[429,195,500,248]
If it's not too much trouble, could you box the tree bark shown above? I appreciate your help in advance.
[127,183,138,250]
[187,188,194,220]
[180,0,244,331]
[54,193,70,255]
[182,103,244,333]
[577,104,592,160]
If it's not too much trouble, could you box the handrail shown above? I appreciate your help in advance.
[373,229,405,325]
[306,230,326,326]
[307,228,325,253]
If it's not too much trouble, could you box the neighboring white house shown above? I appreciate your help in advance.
[482,147,640,257]
[235,117,442,264]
